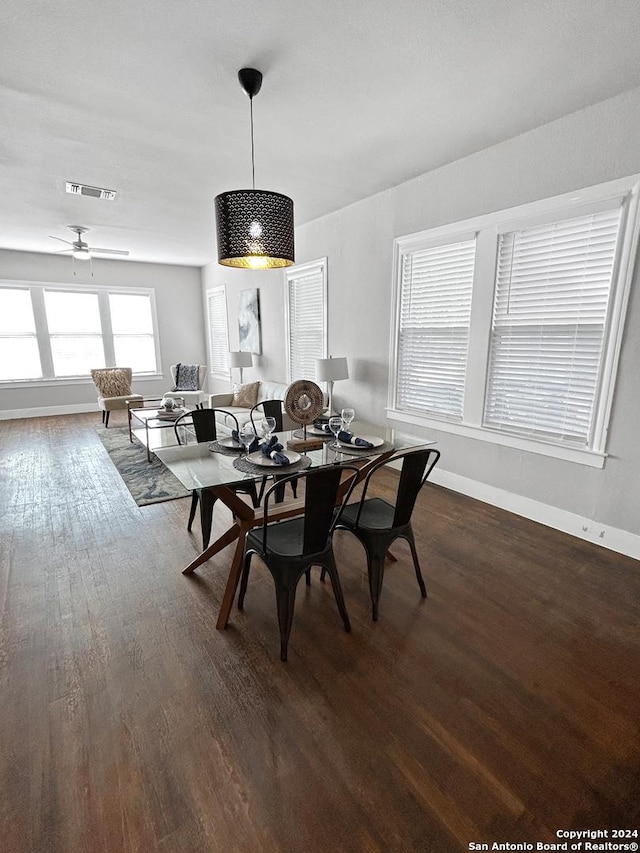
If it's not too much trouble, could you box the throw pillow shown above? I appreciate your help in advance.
[91,368,132,398]
[231,381,260,408]
[175,363,200,391]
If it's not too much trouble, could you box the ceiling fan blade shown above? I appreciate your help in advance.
[54,249,72,254]
[88,247,130,256]
[49,235,73,245]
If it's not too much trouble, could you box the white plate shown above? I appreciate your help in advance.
[338,434,384,449]
[247,449,301,467]
[217,436,244,449]
[294,427,332,438]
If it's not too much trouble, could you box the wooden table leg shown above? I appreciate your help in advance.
[215,520,252,630]
[182,524,240,575]
[181,485,256,577]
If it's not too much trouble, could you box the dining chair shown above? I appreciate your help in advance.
[249,399,285,433]
[330,447,440,620]
[173,408,260,549]
[249,399,297,502]
[238,464,360,662]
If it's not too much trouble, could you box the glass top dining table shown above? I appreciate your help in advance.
[155,420,436,630]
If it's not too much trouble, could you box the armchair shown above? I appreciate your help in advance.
[90,367,143,427]
[164,363,207,408]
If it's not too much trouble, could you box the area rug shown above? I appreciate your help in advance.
[96,427,190,506]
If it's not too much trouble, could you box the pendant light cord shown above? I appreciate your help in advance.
[250,96,256,190]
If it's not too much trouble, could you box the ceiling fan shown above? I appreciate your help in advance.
[49,226,130,260]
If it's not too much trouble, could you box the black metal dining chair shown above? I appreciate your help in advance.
[173,408,260,549]
[330,447,440,620]
[238,464,360,661]
[249,399,285,433]
[249,399,297,502]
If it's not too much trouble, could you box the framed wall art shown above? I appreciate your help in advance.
[238,288,262,355]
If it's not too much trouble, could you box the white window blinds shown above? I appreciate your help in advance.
[207,286,230,378]
[483,207,622,445]
[396,238,475,420]
[286,262,326,381]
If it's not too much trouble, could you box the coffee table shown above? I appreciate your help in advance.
[127,399,194,462]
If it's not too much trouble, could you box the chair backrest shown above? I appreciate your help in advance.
[90,367,133,399]
[170,364,206,392]
[174,408,239,445]
[249,399,284,433]
[262,465,360,556]
[355,447,441,529]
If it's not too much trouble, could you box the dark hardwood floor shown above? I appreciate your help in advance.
[1,413,639,852]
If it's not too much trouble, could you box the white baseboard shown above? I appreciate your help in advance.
[0,403,98,420]
[429,468,640,561]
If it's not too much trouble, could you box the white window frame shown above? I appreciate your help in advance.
[284,258,328,382]
[0,281,162,387]
[388,175,640,468]
[206,285,230,381]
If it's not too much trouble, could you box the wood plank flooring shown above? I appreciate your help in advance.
[1,413,639,852]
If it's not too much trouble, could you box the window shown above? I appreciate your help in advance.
[484,210,621,445]
[109,293,156,373]
[207,286,230,379]
[285,258,327,381]
[0,288,42,380]
[44,290,104,377]
[396,237,475,420]
[389,176,640,467]
[0,283,160,383]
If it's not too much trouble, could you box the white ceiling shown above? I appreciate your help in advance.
[2,0,640,267]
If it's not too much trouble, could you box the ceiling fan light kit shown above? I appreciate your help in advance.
[215,68,295,269]
[49,225,130,261]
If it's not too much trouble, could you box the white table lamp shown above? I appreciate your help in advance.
[229,350,253,384]
[315,356,349,415]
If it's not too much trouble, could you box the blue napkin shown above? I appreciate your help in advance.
[261,435,289,465]
[338,430,374,448]
[231,429,259,453]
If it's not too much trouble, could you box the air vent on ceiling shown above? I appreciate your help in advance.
[66,181,117,201]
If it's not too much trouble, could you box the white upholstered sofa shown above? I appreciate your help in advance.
[208,380,297,435]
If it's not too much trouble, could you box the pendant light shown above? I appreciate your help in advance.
[215,68,295,269]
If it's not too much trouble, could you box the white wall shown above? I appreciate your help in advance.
[0,250,205,416]
[202,86,640,553]
[201,265,289,391]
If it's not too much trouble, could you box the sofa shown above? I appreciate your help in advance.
[208,380,297,435]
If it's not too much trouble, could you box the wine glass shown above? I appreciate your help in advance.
[328,415,343,449]
[240,422,256,458]
[341,407,355,433]
[261,416,277,442]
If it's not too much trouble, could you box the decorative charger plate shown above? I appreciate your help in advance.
[208,439,244,455]
[284,380,324,426]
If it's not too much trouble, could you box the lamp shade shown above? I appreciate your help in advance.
[215,190,295,269]
[315,357,349,382]
[229,350,253,368]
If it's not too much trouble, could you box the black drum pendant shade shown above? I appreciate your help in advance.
[215,68,295,269]
[215,189,294,269]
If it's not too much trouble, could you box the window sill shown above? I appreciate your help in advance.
[1,373,164,390]
[386,408,606,469]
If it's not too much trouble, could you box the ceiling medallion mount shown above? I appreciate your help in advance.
[214,67,295,269]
